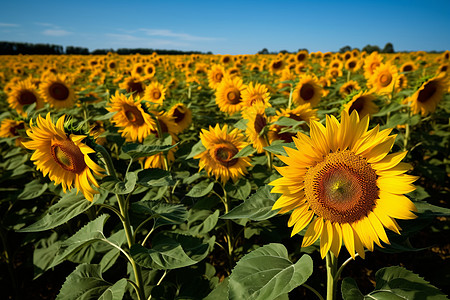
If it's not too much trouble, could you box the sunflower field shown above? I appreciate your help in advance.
[0,50,449,300]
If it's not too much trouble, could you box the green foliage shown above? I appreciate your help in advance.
[342,266,449,300]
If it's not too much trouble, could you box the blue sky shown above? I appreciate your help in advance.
[1,0,449,54]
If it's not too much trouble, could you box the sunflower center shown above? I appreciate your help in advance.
[127,80,144,94]
[297,53,306,62]
[172,106,186,123]
[18,90,37,105]
[123,104,145,126]
[272,61,283,70]
[49,83,70,101]
[403,65,413,72]
[254,114,267,133]
[417,81,437,103]
[226,89,241,104]
[152,90,162,100]
[51,139,87,174]
[304,150,379,223]
[9,122,25,136]
[348,97,366,114]
[213,143,239,167]
[379,73,392,87]
[344,85,355,95]
[348,61,356,69]
[300,83,315,101]
[214,72,223,82]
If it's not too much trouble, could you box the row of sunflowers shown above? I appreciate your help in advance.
[0,49,449,299]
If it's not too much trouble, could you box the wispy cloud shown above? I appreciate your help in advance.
[105,33,191,48]
[42,29,72,37]
[34,22,55,27]
[0,23,19,27]
[138,28,220,42]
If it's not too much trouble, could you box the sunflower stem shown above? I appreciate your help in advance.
[326,252,338,300]
[288,85,294,109]
[335,253,359,281]
[263,134,273,170]
[96,144,146,300]
[220,181,234,271]
[303,283,325,300]
[346,70,351,82]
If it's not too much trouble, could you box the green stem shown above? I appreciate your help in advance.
[303,283,325,300]
[326,252,338,300]
[263,134,273,170]
[335,253,359,281]
[97,144,146,300]
[288,85,294,110]
[220,182,234,271]
[346,70,351,82]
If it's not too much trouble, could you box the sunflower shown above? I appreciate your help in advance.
[39,74,76,109]
[148,111,179,140]
[368,63,398,95]
[329,59,343,70]
[339,80,361,98]
[295,50,309,65]
[7,79,44,116]
[168,103,192,132]
[345,58,361,72]
[119,76,146,97]
[363,52,384,79]
[22,113,104,202]
[268,104,319,143]
[270,59,285,74]
[144,63,157,79]
[144,81,166,105]
[143,149,176,169]
[278,68,296,95]
[343,90,379,118]
[194,124,252,184]
[270,110,418,259]
[395,74,408,92]
[400,61,417,73]
[326,67,343,81]
[106,91,155,142]
[207,64,226,90]
[215,76,246,114]
[0,119,27,147]
[407,74,448,116]
[292,75,323,107]
[241,82,271,108]
[241,102,271,153]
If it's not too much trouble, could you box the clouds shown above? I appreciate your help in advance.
[42,29,72,37]
[0,23,19,27]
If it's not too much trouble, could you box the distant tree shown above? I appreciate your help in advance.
[66,46,89,55]
[339,45,352,53]
[258,48,269,55]
[279,50,289,54]
[362,44,381,53]
[382,42,394,53]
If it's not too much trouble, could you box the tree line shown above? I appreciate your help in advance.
[0,41,209,55]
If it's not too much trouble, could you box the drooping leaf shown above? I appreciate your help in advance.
[263,142,296,156]
[56,264,127,300]
[225,179,252,201]
[186,181,214,198]
[232,145,256,158]
[122,143,177,160]
[222,185,280,221]
[17,189,106,232]
[203,278,229,300]
[177,209,220,236]
[100,172,137,195]
[131,201,188,228]
[17,179,48,200]
[131,234,214,270]
[186,140,206,159]
[341,266,448,300]
[136,168,174,187]
[229,243,313,300]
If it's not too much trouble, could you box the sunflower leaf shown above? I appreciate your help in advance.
[186,181,214,198]
[56,264,127,300]
[342,266,448,300]
[263,142,296,156]
[186,140,206,159]
[228,243,313,300]
[222,185,280,220]
[131,233,214,270]
[131,201,188,229]
[136,168,174,187]
[17,189,106,232]
[17,179,48,200]
[232,144,256,158]
[100,172,137,194]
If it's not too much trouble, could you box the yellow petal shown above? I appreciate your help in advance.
[302,217,324,247]
[342,223,356,259]
[320,220,334,258]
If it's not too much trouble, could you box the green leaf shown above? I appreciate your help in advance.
[232,144,256,158]
[122,143,177,160]
[225,179,252,200]
[372,102,404,117]
[414,201,450,216]
[136,168,174,187]
[186,181,214,198]
[342,266,449,300]
[341,277,364,300]
[177,209,220,236]
[56,264,127,300]
[274,116,306,127]
[204,278,229,300]
[263,142,296,156]
[100,172,137,194]
[33,232,62,279]
[222,185,280,221]
[49,215,109,267]
[17,189,106,232]
[131,201,188,228]
[93,111,117,121]
[17,179,48,200]
[131,234,214,270]
[186,140,206,159]
[229,243,313,300]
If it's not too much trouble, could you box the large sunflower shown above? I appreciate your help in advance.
[241,82,271,108]
[22,113,104,201]
[119,76,146,97]
[207,64,226,90]
[168,103,192,132]
[292,75,323,108]
[270,110,418,259]
[215,76,246,114]
[39,74,76,109]
[194,124,251,184]
[241,102,271,153]
[144,81,166,105]
[407,75,448,116]
[343,90,379,118]
[7,79,44,116]
[106,91,155,142]
[363,52,384,79]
